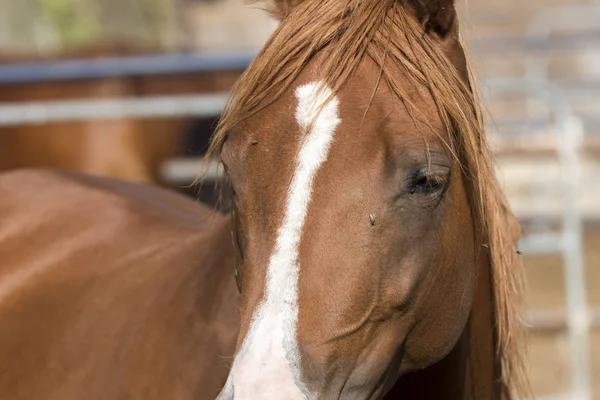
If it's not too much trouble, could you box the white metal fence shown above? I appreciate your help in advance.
[482,78,591,400]
[483,6,600,399]
[0,94,228,125]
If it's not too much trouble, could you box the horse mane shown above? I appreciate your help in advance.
[207,0,530,397]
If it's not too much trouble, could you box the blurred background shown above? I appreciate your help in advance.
[0,0,598,399]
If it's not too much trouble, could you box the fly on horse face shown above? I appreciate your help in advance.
[0,0,529,399]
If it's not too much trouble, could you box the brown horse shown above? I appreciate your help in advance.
[0,47,241,184]
[0,0,529,399]
[211,0,529,398]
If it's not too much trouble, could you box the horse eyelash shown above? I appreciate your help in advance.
[409,171,446,194]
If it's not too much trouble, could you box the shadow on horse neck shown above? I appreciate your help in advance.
[207,0,531,399]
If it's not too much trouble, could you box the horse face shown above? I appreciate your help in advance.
[216,0,479,397]
[218,56,477,399]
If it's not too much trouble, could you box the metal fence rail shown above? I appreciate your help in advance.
[0,93,228,125]
[160,158,222,184]
[2,31,600,84]
[0,52,256,83]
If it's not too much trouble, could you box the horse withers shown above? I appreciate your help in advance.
[0,0,529,399]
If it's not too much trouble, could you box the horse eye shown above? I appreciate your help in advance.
[409,170,448,196]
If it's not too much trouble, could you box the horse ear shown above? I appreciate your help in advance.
[267,0,308,20]
[409,0,457,37]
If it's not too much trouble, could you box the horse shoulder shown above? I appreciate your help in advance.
[0,169,238,400]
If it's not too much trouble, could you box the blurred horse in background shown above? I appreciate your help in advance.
[0,45,240,185]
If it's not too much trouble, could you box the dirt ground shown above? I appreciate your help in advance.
[524,223,600,398]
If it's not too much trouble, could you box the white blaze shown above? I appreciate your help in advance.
[219,82,340,400]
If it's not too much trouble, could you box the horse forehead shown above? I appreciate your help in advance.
[230,69,424,164]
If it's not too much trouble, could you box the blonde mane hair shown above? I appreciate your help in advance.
[208,0,529,397]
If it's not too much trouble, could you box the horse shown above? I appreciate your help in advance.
[0,1,530,399]
[0,46,241,185]
[210,0,530,398]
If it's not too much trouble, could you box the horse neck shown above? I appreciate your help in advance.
[386,249,501,400]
